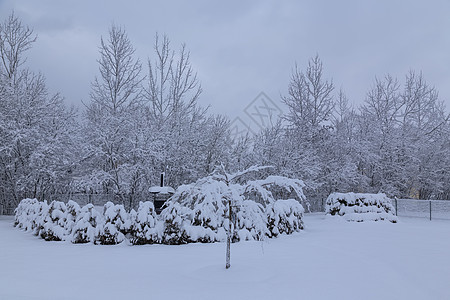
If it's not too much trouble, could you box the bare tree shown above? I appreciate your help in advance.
[144,33,202,127]
[83,24,144,198]
[282,55,335,130]
[0,12,36,81]
[90,24,143,115]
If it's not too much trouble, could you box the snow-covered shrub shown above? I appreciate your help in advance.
[160,201,193,245]
[71,203,103,244]
[31,201,50,236]
[191,197,226,233]
[234,200,268,241]
[169,166,308,243]
[171,176,232,243]
[325,192,398,223]
[40,201,68,241]
[14,198,40,230]
[14,198,50,234]
[190,191,228,242]
[266,199,304,237]
[63,200,81,234]
[96,202,131,245]
[130,201,162,245]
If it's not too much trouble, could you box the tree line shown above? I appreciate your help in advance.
[1,13,449,211]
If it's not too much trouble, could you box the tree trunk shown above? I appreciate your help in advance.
[226,198,231,269]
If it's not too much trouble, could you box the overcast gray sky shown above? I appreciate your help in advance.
[1,0,449,121]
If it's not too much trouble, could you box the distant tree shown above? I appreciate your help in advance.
[278,55,336,203]
[82,24,144,198]
[282,54,335,130]
[358,72,450,198]
[144,33,202,128]
[0,12,78,210]
[0,12,36,81]
[142,33,231,187]
[90,24,143,114]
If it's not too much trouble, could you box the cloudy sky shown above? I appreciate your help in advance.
[1,0,449,123]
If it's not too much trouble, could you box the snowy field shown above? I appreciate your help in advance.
[1,214,450,300]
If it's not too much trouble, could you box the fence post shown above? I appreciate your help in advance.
[429,200,432,221]
[395,197,398,216]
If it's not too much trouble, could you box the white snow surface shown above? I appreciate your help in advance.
[148,186,175,194]
[1,214,450,300]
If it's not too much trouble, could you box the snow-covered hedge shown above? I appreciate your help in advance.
[14,171,306,245]
[15,198,305,245]
[325,192,398,223]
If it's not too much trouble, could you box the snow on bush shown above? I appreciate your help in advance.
[64,200,81,234]
[40,201,68,241]
[169,166,306,242]
[325,192,398,223]
[14,198,40,231]
[71,203,103,244]
[160,201,193,245]
[233,200,268,241]
[266,199,305,237]
[169,175,239,243]
[15,198,49,236]
[96,202,131,245]
[130,201,162,245]
[14,169,307,245]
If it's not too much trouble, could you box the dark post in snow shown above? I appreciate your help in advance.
[226,198,231,269]
[429,200,432,221]
[394,197,398,216]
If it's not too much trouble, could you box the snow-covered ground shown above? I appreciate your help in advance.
[1,214,449,300]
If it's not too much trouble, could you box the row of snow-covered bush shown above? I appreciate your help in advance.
[325,192,398,223]
[14,198,304,245]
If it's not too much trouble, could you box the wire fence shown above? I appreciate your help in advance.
[2,193,450,221]
[394,198,450,220]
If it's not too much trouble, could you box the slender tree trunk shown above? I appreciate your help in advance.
[226,198,231,269]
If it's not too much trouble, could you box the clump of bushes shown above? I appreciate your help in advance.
[14,170,308,245]
[325,192,398,223]
[14,198,305,245]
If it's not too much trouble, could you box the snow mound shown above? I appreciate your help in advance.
[325,192,398,223]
